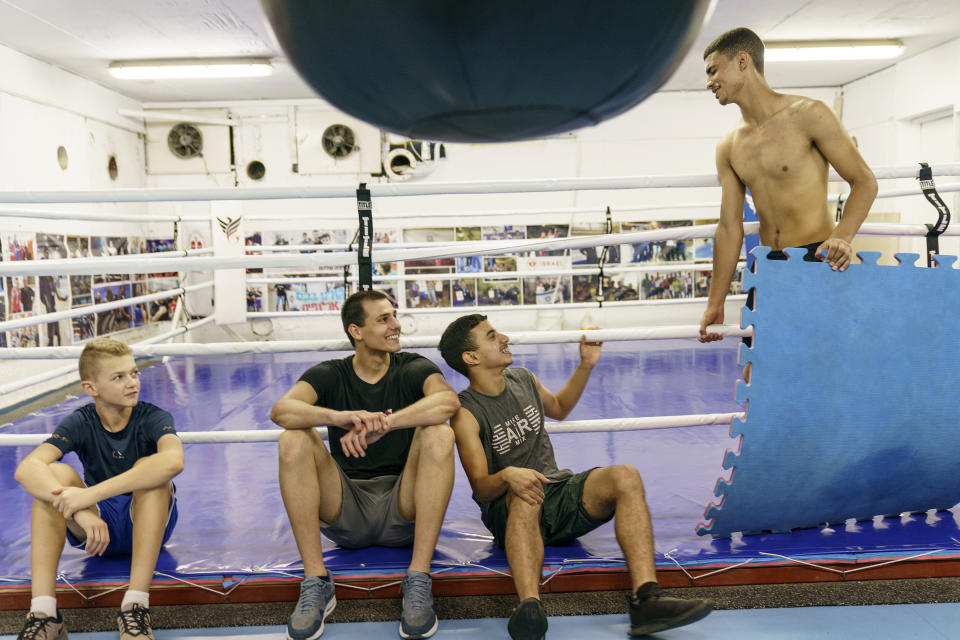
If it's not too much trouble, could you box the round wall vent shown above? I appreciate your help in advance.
[321,124,356,158]
[168,123,203,159]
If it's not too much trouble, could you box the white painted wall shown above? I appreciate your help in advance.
[0,43,152,410]
[842,38,960,258]
[5,34,959,410]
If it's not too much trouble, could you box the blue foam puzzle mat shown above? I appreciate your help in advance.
[699,248,960,537]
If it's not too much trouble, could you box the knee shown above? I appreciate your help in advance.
[49,462,83,486]
[133,482,172,503]
[505,490,542,519]
[612,464,645,496]
[278,429,318,463]
[418,424,455,460]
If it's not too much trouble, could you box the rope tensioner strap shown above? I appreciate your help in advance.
[356,183,373,291]
[596,206,613,307]
[918,163,952,267]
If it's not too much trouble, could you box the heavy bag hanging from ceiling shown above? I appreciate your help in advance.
[261,0,712,142]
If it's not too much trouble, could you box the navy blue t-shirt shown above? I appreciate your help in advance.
[298,352,440,480]
[44,402,177,488]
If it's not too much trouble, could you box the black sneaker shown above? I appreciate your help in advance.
[507,597,548,640]
[16,612,67,640]
[628,583,713,636]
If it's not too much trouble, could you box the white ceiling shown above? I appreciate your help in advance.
[0,0,959,104]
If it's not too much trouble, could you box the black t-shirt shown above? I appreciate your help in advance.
[298,352,440,480]
[44,402,177,488]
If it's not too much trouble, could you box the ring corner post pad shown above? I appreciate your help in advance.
[211,201,246,325]
[356,182,373,292]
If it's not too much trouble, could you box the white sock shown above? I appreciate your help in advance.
[30,596,58,619]
[120,590,149,612]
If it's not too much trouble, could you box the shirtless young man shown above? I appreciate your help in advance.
[698,27,878,344]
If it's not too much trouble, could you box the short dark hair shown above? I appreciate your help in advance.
[438,314,487,378]
[341,289,389,346]
[704,27,764,76]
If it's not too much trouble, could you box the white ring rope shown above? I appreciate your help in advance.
[0,281,213,333]
[0,325,751,359]
[0,207,209,223]
[0,162,955,203]
[0,412,744,445]
[246,262,745,285]
[1,220,956,278]
[240,181,960,225]
[245,203,723,222]
[3,247,213,274]
[0,225,732,276]
[2,177,953,225]
[0,316,215,396]
[252,295,748,319]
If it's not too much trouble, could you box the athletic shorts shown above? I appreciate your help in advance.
[66,485,177,556]
[743,240,824,346]
[319,465,415,548]
[480,468,612,548]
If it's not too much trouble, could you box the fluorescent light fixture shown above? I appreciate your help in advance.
[765,40,904,62]
[109,59,273,80]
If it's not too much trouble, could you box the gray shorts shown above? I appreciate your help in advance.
[319,464,415,548]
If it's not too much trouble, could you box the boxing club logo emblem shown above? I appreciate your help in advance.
[217,216,242,243]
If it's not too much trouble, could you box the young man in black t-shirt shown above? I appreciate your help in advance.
[14,338,183,640]
[271,289,459,640]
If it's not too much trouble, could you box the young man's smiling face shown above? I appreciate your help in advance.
[467,320,513,371]
[704,50,744,106]
[351,297,402,353]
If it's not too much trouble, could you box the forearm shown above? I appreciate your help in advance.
[707,224,744,308]
[832,178,878,242]
[472,468,512,503]
[388,391,460,429]
[270,399,340,430]
[88,452,183,502]
[552,364,595,420]
[14,460,66,503]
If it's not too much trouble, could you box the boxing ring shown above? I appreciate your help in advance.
[2,164,960,610]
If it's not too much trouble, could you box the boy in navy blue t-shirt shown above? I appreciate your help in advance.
[14,338,183,640]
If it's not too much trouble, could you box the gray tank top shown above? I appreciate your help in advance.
[458,367,572,489]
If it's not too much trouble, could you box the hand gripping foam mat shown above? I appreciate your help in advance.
[698,248,960,538]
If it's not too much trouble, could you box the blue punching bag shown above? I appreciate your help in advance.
[261,1,711,142]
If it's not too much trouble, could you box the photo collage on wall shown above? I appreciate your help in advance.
[237,219,742,315]
[394,218,738,308]
[0,232,181,348]
[245,228,402,314]
[0,219,745,333]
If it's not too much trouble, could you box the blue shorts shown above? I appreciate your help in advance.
[66,485,178,556]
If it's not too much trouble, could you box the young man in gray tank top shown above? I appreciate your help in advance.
[439,315,713,639]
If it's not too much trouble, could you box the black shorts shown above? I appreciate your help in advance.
[480,469,611,548]
[743,241,824,346]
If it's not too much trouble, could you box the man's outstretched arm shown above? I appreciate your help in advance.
[700,137,746,342]
[536,335,602,420]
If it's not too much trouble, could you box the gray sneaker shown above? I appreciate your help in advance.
[16,612,67,640]
[287,574,336,640]
[399,571,437,639]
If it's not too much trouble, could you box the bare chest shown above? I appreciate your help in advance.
[729,124,820,185]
